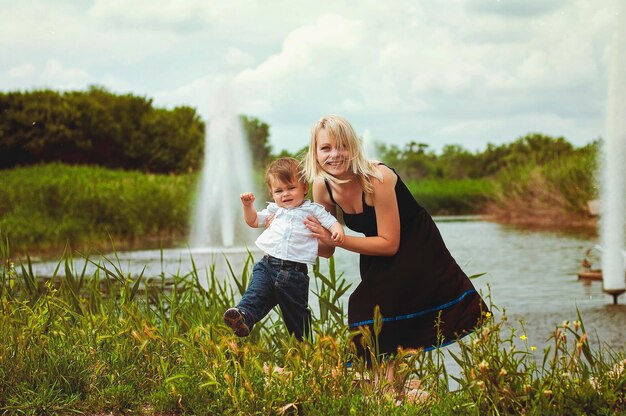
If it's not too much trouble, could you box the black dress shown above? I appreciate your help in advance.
[325,167,487,357]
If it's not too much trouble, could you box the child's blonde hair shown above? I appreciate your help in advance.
[265,157,306,192]
[303,115,383,194]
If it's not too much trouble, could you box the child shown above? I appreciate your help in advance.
[223,157,344,340]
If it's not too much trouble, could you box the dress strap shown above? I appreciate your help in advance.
[324,179,338,205]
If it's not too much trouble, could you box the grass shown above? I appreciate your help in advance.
[404,178,495,215]
[0,150,599,255]
[0,163,196,254]
[1,238,624,415]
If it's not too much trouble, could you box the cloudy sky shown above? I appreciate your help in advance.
[1,0,623,154]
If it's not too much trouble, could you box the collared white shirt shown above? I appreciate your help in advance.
[255,200,339,265]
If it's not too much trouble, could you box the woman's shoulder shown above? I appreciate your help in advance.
[372,163,397,185]
[312,177,331,197]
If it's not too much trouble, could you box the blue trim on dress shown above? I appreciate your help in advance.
[343,331,475,368]
[349,289,478,328]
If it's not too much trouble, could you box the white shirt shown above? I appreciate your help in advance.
[255,200,339,265]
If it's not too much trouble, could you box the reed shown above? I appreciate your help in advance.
[0,241,624,414]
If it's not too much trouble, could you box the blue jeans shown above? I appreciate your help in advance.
[236,255,311,340]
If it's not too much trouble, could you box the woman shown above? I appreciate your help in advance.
[303,115,487,360]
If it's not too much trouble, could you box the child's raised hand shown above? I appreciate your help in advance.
[240,192,255,206]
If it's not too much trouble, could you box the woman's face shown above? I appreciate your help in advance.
[316,129,351,178]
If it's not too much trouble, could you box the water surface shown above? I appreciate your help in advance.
[32,218,625,353]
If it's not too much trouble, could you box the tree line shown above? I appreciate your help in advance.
[1,87,596,180]
[0,87,272,174]
[377,134,598,181]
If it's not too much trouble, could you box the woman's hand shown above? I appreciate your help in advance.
[304,215,336,247]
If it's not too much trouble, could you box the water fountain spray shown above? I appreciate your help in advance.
[600,6,626,304]
[362,128,378,160]
[189,85,258,249]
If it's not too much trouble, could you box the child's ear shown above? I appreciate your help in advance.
[304,182,310,195]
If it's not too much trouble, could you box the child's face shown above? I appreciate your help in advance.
[269,177,308,209]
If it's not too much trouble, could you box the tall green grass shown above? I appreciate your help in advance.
[1,240,624,415]
[405,178,495,215]
[0,163,196,252]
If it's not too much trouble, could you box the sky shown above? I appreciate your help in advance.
[1,0,623,154]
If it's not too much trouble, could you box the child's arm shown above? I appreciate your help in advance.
[308,202,344,245]
[240,192,258,228]
[328,221,345,245]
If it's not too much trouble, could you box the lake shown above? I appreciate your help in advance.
[32,217,625,355]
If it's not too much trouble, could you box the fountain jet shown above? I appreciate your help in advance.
[600,6,626,304]
[362,128,378,160]
[189,86,258,249]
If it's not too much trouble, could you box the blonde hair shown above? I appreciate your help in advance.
[303,115,383,194]
[265,157,306,192]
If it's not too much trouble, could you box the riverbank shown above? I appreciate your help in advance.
[485,205,598,234]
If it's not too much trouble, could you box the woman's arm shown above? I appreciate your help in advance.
[307,166,400,257]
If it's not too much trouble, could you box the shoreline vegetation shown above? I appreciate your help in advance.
[1,148,597,260]
[1,88,599,257]
[1,245,624,414]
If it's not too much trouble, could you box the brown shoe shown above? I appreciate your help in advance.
[223,308,250,337]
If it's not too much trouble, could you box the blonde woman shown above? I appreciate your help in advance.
[303,115,487,361]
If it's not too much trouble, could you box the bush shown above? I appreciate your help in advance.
[0,87,205,173]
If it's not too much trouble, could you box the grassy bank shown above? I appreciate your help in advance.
[487,151,598,229]
[0,155,599,257]
[405,178,495,215]
[1,244,624,415]
[0,163,196,255]
[1,165,496,257]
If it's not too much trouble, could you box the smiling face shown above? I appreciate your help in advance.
[269,176,308,209]
[315,128,352,179]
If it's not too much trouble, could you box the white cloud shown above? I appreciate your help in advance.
[225,48,256,70]
[233,14,364,99]
[6,64,36,79]
[1,60,89,91]
[1,0,619,153]
[89,0,210,32]
[40,59,90,88]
